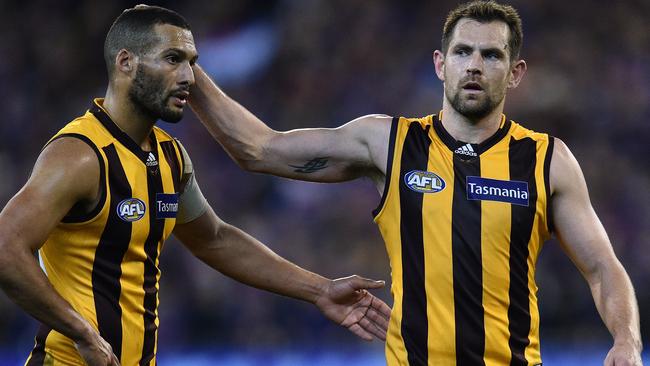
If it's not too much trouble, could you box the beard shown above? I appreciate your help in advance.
[446,83,503,121]
[128,65,183,123]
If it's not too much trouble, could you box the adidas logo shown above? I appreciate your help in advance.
[146,152,158,167]
[454,143,477,157]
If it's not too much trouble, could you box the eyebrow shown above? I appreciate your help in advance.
[164,47,199,63]
[481,47,506,56]
[452,43,507,56]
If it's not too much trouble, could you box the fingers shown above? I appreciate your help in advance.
[347,275,385,290]
[369,295,392,320]
[347,323,374,342]
[358,315,387,341]
[110,353,121,366]
[366,307,390,332]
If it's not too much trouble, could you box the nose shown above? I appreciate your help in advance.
[178,61,195,87]
[466,51,484,75]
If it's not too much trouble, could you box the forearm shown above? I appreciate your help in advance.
[189,65,275,167]
[0,245,92,343]
[193,223,330,303]
[589,260,642,351]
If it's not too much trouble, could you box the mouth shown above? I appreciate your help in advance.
[170,90,190,108]
[462,81,484,92]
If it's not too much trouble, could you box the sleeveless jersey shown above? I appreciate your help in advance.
[374,113,554,366]
[25,99,184,366]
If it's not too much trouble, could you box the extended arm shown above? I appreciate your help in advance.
[173,205,391,341]
[189,64,392,185]
[550,139,642,365]
[0,138,119,365]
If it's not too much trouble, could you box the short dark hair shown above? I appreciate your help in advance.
[104,5,191,77]
[442,1,523,62]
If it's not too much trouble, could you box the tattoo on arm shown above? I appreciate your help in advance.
[289,157,329,173]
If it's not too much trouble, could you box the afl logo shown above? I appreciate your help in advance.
[404,170,446,193]
[117,198,146,222]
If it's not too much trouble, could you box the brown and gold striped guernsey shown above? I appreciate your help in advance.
[374,112,554,366]
[25,99,184,366]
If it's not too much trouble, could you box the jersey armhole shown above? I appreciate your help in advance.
[372,116,400,219]
[543,135,555,234]
[44,133,107,224]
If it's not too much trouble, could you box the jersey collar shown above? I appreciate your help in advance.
[90,98,160,170]
[433,111,511,156]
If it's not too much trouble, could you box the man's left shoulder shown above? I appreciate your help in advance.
[508,119,553,143]
[153,125,179,143]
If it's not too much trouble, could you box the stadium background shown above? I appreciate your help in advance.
[0,0,648,364]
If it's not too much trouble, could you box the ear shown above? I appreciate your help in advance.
[433,50,445,82]
[507,59,527,89]
[114,49,137,76]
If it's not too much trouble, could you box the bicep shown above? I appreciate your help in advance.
[0,138,100,252]
[256,114,392,182]
[550,139,618,278]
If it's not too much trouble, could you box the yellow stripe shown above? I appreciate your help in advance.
[524,212,542,364]
[423,130,456,365]
[377,118,408,365]
[523,138,551,363]
[479,136,512,365]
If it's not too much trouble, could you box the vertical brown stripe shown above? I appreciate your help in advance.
[452,155,485,366]
[372,117,399,217]
[139,153,166,365]
[26,324,51,366]
[507,137,537,365]
[92,144,132,361]
[160,141,180,192]
[399,122,430,365]
[543,136,554,233]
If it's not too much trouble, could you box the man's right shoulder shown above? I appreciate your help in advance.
[40,135,100,171]
[47,109,111,149]
[41,108,106,176]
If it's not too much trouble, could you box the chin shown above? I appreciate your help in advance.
[159,109,184,124]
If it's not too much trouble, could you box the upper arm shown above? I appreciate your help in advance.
[0,137,100,253]
[550,139,621,280]
[255,114,393,183]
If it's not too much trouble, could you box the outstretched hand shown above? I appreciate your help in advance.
[314,275,391,341]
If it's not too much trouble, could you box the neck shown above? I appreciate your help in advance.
[440,97,505,144]
[103,85,156,149]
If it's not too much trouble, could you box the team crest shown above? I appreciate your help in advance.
[404,170,446,193]
[117,198,146,222]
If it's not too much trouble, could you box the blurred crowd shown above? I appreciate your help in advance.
[0,0,648,359]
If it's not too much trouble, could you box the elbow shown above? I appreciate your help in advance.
[0,240,13,268]
[231,130,277,173]
[232,152,263,172]
[230,150,264,173]
[0,240,20,283]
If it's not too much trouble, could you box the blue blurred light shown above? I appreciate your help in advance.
[197,20,278,86]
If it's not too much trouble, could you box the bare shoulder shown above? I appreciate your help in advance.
[342,114,393,175]
[549,137,587,196]
[29,136,101,201]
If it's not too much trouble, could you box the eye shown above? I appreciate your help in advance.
[456,48,470,56]
[166,54,180,64]
[484,51,501,60]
